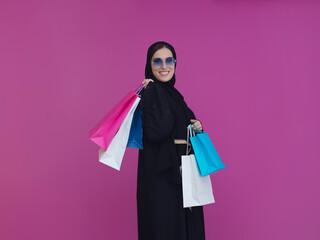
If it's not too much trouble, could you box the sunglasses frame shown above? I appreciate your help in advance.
[152,57,176,68]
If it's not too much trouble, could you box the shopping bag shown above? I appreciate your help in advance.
[182,125,215,208]
[99,97,141,170]
[190,124,226,176]
[182,155,215,208]
[89,84,144,150]
[126,104,143,149]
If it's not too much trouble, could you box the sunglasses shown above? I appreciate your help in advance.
[152,57,176,68]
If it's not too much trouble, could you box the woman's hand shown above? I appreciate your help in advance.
[142,79,154,89]
[190,119,203,133]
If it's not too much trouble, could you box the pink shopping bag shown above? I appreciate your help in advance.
[89,84,144,150]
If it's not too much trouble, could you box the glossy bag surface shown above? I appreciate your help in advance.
[89,85,144,150]
[190,124,226,176]
[182,125,215,208]
[126,104,143,149]
[181,154,215,208]
[99,97,141,170]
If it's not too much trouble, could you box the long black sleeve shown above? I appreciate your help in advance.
[139,82,174,142]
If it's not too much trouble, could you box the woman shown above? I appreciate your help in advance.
[137,41,206,240]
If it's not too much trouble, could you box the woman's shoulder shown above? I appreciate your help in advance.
[141,81,166,99]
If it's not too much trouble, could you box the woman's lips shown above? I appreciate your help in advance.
[159,71,169,76]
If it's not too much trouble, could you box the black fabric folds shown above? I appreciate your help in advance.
[144,41,195,128]
[136,41,205,240]
[140,41,197,181]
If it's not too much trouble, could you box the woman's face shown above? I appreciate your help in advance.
[151,47,175,82]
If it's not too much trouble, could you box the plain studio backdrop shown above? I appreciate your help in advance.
[0,0,319,239]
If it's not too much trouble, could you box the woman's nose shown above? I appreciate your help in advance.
[160,61,167,68]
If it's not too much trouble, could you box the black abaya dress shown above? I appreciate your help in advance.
[136,81,206,240]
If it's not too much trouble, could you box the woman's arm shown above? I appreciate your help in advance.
[139,81,174,141]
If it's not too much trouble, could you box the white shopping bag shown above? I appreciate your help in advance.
[99,97,141,170]
[181,125,215,208]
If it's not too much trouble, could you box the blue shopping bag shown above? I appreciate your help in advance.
[189,124,225,176]
[126,88,143,149]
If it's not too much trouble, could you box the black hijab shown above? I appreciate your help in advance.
[144,41,195,127]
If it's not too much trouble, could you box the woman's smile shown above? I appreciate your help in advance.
[159,71,170,76]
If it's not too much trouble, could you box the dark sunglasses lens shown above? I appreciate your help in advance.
[166,57,175,66]
[152,58,163,67]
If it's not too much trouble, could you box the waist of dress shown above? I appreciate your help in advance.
[174,139,191,147]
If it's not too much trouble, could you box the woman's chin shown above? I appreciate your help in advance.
[156,76,172,82]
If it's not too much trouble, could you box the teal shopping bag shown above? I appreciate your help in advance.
[189,124,226,176]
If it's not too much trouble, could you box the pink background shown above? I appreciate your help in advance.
[1,0,319,239]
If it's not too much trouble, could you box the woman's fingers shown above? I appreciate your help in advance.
[142,79,154,88]
[194,124,202,132]
[190,119,203,132]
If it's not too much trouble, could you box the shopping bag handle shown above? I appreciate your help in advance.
[186,125,191,155]
[186,123,203,155]
[186,124,203,155]
[186,124,196,155]
[191,124,203,134]
[134,83,145,95]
